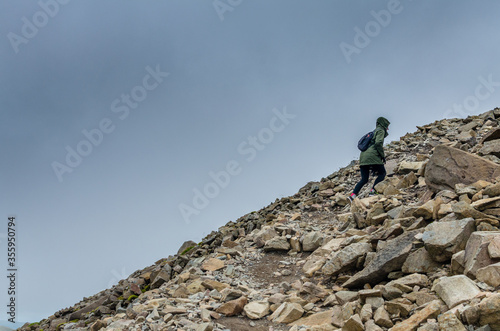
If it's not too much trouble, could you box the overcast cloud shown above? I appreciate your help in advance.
[1,0,500,325]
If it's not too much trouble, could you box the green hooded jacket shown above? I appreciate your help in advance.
[359,117,390,166]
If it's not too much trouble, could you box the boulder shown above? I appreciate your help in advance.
[437,310,467,331]
[254,227,279,247]
[488,236,500,258]
[177,240,197,255]
[402,247,441,273]
[269,302,304,324]
[483,182,500,197]
[480,127,500,144]
[421,218,475,262]
[342,314,364,331]
[343,230,420,288]
[432,275,480,308]
[398,161,426,174]
[216,296,247,316]
[289,309,334,327]
[374,306,393,328]
[302,231,324,252]
[463,231,500,278]
[476,262,500,287]
[263,237,291,251]
[243,301,270,319]
[478,294,500,330]
[389,300,441,331]
[151,264,173,289]
[322,242,372,276]
[201,258,225,272]
[424,145,500,192]
[479,140,500,158]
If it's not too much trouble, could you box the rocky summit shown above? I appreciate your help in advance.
[22,108,500,331]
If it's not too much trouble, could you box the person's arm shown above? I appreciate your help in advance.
[373,128,385,160]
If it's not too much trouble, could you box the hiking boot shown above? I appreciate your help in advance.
[348,193,356,202]
[369,189,379,196]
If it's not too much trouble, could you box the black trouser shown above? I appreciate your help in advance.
[353,164,386,195]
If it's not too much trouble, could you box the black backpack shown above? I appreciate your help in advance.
[357,131,374,151]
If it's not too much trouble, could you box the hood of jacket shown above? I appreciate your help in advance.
[376,117,390,129]
[376,117,390,137]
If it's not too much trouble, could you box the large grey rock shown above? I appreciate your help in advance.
[476,262,500,287]
[464,231,500,278]
[425,145,500,192]
[243,301,270,319]
[254,227,279,248]
[302,231,324,252]
[402,247,441,273]
[478,294,500,331]
[432,275,480,308]
[269,302,304,324]
[480,140,500,158]
[343,230,420,288]
[263,237,290,251]
[421,218,475,262]
[177,240,197,255]
[437,310,467,331]
[151,264,172,289]
[321,242,372,276]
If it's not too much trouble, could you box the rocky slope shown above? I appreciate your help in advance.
[21,108,500,331]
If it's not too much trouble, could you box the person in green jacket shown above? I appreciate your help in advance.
[349,116,390,201]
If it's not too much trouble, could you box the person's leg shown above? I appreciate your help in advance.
[371,164,387,190]
[353,165,370,195]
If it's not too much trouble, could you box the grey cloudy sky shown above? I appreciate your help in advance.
[1,0,500,325]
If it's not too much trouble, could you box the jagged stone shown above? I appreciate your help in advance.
[343,230,420,288]
[488,236,500,258]
[201,279,230,292]
[480,140,500,158]
[177,240,197,255]
[424,145,500,192]
[289,309,334,327]
[476,262,500,287]
[484,182,500,197]
[451,250,465,275]
[389,300,441,331]
[432,275,480,308]
[302,231,324,252]
[244,300,270,319]
[342,314,364,331]
[254,226,279,247]
[335,291,359,305]
[151,264,172,289]
[201,258,225,271]
[374,306,393,328]
[398,161,426,174]
[478,294,500,330]
[480,127,500,144]
[264,236,291,251]
[322,242,372,276]
[359,304,372,322]
[216,296,247,316]
[270,302,304,324]
[437,310,467,331]
[402,247,441,273]
[421,218,475,262]
[463,231,500,278]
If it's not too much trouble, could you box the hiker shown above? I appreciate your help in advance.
[349,116,390,201]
